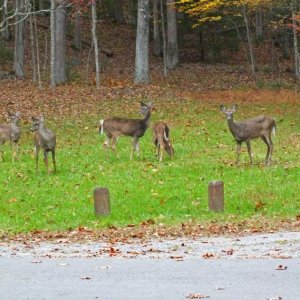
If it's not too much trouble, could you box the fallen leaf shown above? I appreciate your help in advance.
[186,293,210,299]
[81,276,91,280]
[275,265,287,270]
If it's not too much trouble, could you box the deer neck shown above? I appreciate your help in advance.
[38,124,51,140]
[227,117,240,137]
[143,110,151,127]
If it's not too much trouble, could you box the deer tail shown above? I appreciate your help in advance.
[272,119,276,137]
[164,125,170,141]
[99,119,104,135]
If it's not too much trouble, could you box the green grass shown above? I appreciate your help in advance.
[0,99,299,233]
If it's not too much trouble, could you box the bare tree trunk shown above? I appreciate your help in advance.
[55,0,67,84]
[34,12,42,88]
[243,4,256,80]
[13,0,25,79]
[50,0,56,88]
[160,0,167,77]
[1,0,12,40]
[29,2,37,82]
[92,0,100,88]
[291,1,300,79]
[73,11,82,50]
[153,0,161,57]
[255,6,263,39]
[115,0,125,23]
[135,0,150,83]
[166,0,178,69]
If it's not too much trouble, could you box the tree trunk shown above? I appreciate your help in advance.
[291,1,300,79]
[243,4,256,80]
[134,0,150,83]
[160,0,167,77]
[1,0,12,41]
[55,0,67,84]
[153,0,161,57]
[29,2,37,82]
[13,0,25,79]
[166,0,178,69]
[50,0,56,88]
[255,6,263,39]
[73,11,82,50]
[92,0,100,88]
[115,0,125,23]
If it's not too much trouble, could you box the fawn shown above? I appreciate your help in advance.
[30,116,56,174]
[153,121,174,162]
[0,111,21,161]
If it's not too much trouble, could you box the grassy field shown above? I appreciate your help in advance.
[0,97,299,234]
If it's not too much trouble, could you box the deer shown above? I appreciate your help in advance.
[220,104,276,165]
[153,121,174,162]
[0,111,21,161]
[30,116,56,174]
[99,102,152,159]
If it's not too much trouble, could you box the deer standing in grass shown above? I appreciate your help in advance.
[99,102,152,159]
[153,121,174,162]
[30,116,56,174]
[220,104,276,165]
[0,111,21,161]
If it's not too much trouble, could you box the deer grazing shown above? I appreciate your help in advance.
[0,111,21,161]
[30,116,56,174]
[153,121,174,162]
[220,104,276,165]
[99,102,152,159]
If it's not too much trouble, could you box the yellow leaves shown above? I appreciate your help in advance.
[177,0,274,24]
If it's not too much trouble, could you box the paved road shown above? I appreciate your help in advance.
[0,257,299,300]
[1,232,300,300]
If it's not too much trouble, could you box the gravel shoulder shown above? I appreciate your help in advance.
[1,231,299,259]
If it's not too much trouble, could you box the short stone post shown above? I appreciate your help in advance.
[94,187,111,216]
[208,180,224,212]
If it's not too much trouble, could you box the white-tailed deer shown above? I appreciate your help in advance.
[0,111,21,161]
[153,121,174,162]
[99,102,152,159]
[30,116,56,174]
[220,104,276,165]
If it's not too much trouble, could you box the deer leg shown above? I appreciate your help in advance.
[44,150,49,174]
[130,137,138,159]
[260,136,270,164]
[111,136,119,157]
[51,150,56,173]
[35,146,40,174]
[236,142,242,165]
[264,134,273,165]
[246,141,253,165]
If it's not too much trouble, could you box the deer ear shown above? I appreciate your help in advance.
[40,115,45,122]
[220,105,225,112]
[233,104,238,111]
[140,101,147,107]
[31,116,36,121]
[15,112,20,117]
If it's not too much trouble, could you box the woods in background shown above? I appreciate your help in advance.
[0,0,300,88]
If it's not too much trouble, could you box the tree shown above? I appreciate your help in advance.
[1,0,12,40]
[91,0,100,87]
[13,0,26,79]
[50,0,56,88]
[135,0,150,83]
[153,0,161,56]
[55,0,67,84]
[166,0,179,69]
